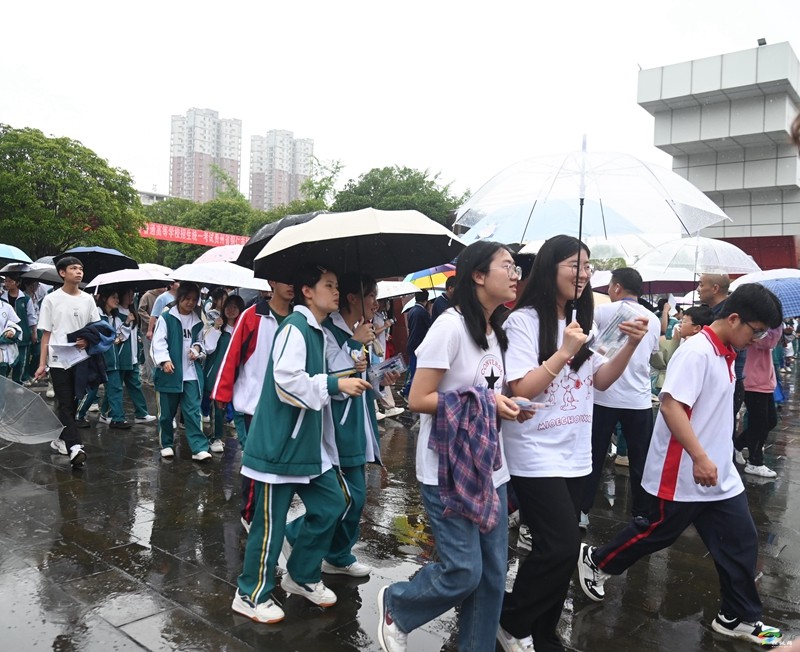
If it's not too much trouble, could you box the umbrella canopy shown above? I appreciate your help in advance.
[633,236,761,277]
[54,246,138,280]
[455,150,730,243]
[377,280,421,300]
[21,263,64,286]
[750,278,800,319]
[404,263,457,290]
[139,262,174,276]
[237,211,327,269]
[0,376,63,444]
[84,268,173,293]
[0,263,32,275]
[253,208,465,283]
[0,244,33,267]
[172,262,271,292]
[730,268,800,291]
[194,244,244,264]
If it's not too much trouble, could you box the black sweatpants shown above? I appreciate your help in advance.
[735,391,778,467]
[500,475,585,652]
[593,491,762,621]
[50,367,82,449]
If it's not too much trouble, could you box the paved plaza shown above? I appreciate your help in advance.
[0,375,798,651]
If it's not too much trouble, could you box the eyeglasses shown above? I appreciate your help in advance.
[559,263,595,276]
[491,264,523,280]
[741,319,768,340]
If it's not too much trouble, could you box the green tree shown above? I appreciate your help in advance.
[332,166,468,226]
[299,157,343,207]
[0,125,154,261]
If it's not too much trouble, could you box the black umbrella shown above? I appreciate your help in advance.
[22,265,67,287]
[235,211,327,270]
[54,246,138,281]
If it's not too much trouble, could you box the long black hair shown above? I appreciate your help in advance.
[292,263,337,308]
[513,235,594,371]
[452,240,512,352]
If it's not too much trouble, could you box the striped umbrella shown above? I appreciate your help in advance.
[404,263,456,290]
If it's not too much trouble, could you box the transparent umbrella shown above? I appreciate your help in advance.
[0,376,63,444]
[633,236,761,277]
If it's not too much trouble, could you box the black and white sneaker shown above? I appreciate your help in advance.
[711,612,782,645]
[577,543,609,602]
[69,445,87,468]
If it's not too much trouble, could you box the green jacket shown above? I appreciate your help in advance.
[323,315,380,467]
[3,293,32,344]
[203,326,233,387]
[153,310,205,394]
[242,307,340,477]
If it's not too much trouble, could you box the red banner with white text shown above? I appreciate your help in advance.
[140,222,248,246]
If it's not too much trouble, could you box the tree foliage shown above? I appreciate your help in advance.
[0,124,155,261]
[299,157,343,207]
[332,166,467,226]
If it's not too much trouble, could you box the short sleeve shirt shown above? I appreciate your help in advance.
[642,327,743,502]
[38,289,101,368]
[502,308,603,478]
[414,308,510,487]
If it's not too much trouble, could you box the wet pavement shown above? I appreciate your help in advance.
[0,373,798,651]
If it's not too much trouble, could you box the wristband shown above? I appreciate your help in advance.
[541,361,559,378]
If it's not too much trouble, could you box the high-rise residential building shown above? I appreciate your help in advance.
[170,108,242,203]
[249,130,314,210]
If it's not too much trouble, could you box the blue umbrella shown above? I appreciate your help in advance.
[0,244,32,267]
[759,278,800,319]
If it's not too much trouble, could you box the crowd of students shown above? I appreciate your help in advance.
[1,235,792,651]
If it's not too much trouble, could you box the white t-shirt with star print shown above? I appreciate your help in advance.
[502,307,604,478]
[413,308,510,487]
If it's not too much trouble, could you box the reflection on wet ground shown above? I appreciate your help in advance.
[0,374,798,651]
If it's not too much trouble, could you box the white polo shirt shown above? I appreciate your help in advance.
[593,300,660,409]
[642,327,744,502]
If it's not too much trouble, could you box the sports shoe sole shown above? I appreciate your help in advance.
[711,618,782,645]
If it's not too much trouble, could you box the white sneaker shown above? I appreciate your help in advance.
[376,585,407,652]
[50,438,68,456]
[135,414,157,424]
[375,411,386,422]
[160,447,174,458]
[744,464,777,478]
[202,415,211,424]
[711,612,782,645]
[579,511,590,531]
[734,450,747,465]
[192,451,212,463]
[280,572,336,607]
[240,517,251,534]
[384,407,404,418]
[88,403,100,413]
[69,445,86,467]
[321,559,371,577]
[231,590,284,624]
[209,440,225,453]
[497,625,531,652]
[98,414,111,425]
[577,543,609,602]
[46,385,55,399]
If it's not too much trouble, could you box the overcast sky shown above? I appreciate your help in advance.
[2,1,797,199]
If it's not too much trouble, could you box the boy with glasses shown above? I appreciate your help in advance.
[577,283,784,647]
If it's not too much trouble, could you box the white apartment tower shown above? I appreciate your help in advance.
[249,130,314,210]
[170,108,242,203]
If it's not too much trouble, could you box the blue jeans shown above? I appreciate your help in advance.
[401,351,417,398]
[386,482,508,652]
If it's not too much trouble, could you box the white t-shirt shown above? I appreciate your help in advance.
[414,308,510,488]
[642,327,743,502]
[593,300,660,410]
[38,289,101,369]
[502,308,603,478]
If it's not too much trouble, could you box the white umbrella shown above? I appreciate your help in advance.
[84,268,173,293]
[253,207,465,283]
[730,268,800,291]
[139,262,174,276]
[455,149,730,244]
[633,236,761,277]
[520,233,678,264]
[194,244,244,264]
[377,280,421,300]
[172,262,271,291]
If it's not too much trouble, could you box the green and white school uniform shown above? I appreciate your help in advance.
[0,302,21,377]
[285,310,379,567]
[1,291,35,383]
[237,306,347,605]
[115,306,151,419]
[203,322,244,443]
[77,311,125,422]
[152,306,209,455]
